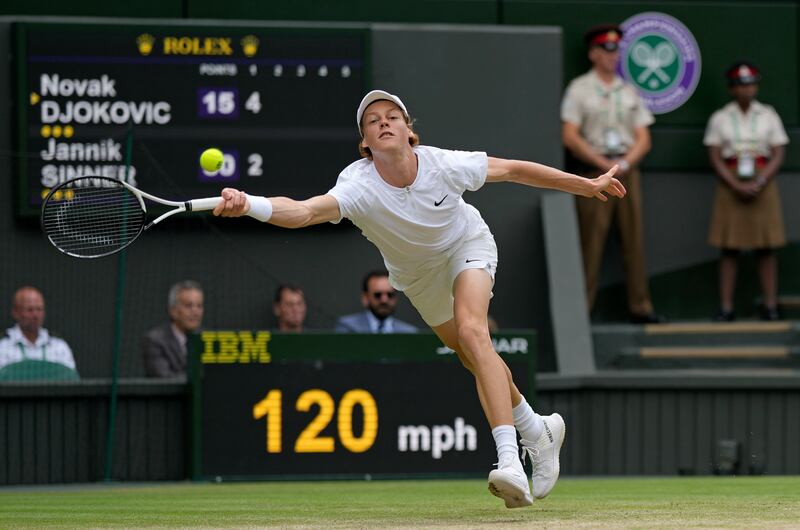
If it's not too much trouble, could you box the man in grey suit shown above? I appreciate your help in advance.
[335,271,417,333]
[142,280,204,377]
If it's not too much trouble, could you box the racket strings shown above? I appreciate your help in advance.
[42,180,145,258]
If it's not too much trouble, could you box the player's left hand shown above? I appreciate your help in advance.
[591,165,627,202]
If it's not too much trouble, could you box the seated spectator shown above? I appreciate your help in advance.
[142,280,203,378]
[336,270,417,333]
[273,284,307,332]
[0,286,78,379]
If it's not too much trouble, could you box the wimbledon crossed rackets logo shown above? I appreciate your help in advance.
[629,37,678,89]
[618,12,701,114]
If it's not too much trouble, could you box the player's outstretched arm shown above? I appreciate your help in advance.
[486,157,626,202]
[212,188,341,228]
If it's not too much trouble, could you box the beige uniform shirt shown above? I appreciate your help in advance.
[703,100,789,159]
[561,70,654,154]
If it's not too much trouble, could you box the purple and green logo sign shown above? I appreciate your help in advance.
[618,12,701,114]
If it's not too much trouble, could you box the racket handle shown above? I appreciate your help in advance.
[188,197,222,211]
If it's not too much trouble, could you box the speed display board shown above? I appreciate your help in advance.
[15,22,368,216]
[192,332,536,480]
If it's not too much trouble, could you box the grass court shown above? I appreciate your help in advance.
[2,476,800,528]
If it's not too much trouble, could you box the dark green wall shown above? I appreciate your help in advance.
[5,1,797,170]
[187,1,499,24]
[0,382,187,484]
[592,169,800,322]
[503,1,800,170]
[0,1,183,17]
[504,1,799,126]
[4,375,800,484]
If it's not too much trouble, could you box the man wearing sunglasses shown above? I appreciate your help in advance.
[335,270,418,333]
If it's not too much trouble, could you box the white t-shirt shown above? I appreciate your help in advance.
[328,145,490,289]
[0,324,77,371]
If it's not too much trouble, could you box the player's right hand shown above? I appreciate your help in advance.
[592,165,626,202]
[214,188,251,217]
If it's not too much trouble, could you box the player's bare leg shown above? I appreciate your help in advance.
[432,320,521,414]
[450,269,513,426]
[430,269,530,507]
[433,269,565,502]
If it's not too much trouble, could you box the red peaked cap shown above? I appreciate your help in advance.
[584,24,623,51]
[726,61,761,86]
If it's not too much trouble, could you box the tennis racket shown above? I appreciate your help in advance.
[41,176,221,259]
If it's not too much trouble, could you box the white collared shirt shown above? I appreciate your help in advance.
[0,324,77,370]
[364,311,395,334]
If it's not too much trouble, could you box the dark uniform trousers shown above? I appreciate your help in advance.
[575,167,654,315]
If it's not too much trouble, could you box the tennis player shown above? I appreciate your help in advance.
[213,90,625,508]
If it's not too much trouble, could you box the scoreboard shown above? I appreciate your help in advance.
[191,331,536,480]
[14,22,368,216]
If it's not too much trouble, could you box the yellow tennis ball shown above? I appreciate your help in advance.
[200,148,224,172]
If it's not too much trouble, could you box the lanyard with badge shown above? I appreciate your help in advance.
[730,110,759,179]
[596,84,624,155]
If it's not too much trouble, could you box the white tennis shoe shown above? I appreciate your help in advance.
[521,413,566,499]
[487,454,533,508]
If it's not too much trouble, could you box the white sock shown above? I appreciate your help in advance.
[491,424,519,463]
[512,396,544,443]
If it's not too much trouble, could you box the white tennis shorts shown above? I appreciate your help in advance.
[401,226,498,327]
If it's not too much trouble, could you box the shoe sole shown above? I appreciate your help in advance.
[487,470,533,508]
[534,413,566,499]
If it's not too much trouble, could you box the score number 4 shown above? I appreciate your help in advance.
[253,389,378,454]
[199,89,261,117]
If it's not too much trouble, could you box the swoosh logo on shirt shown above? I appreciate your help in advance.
[465,259,481,263]
[434,195,448,207]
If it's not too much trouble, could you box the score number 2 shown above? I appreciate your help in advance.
[253,389,378,454]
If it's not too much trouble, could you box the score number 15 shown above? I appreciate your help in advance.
[253,389,378,454]
[199,88,262,117]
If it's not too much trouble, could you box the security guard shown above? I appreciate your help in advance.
[704,61,788,321]
[561,24,662,323]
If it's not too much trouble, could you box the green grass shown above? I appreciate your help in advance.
[2,477,800,528]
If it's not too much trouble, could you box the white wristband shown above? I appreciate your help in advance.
[617,159,630,172]
[245,194,273,222]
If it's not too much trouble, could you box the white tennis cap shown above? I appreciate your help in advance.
[356,90,409,134]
